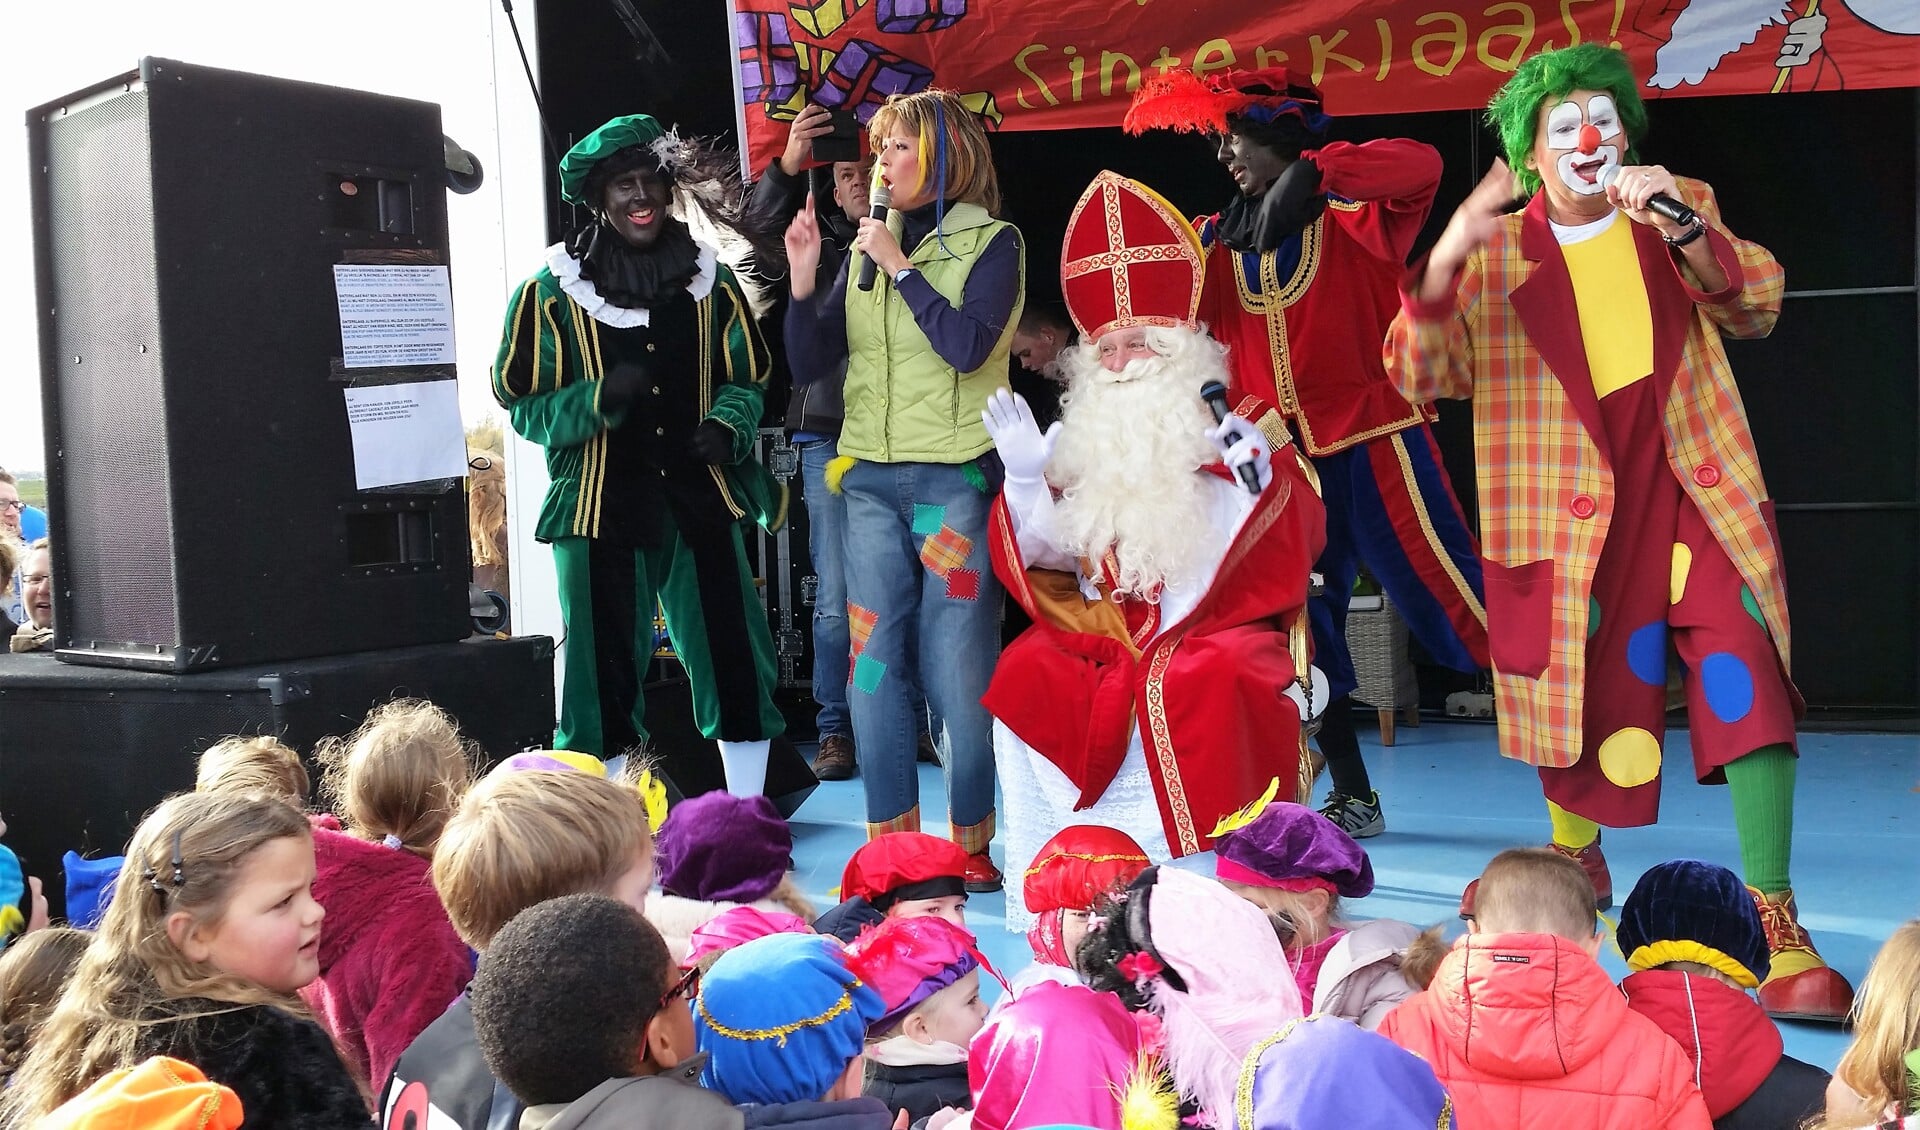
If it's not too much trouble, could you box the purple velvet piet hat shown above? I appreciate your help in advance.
[1213,801,1374,897]
[656,792,793,904]
[1236,1014,1455,1129]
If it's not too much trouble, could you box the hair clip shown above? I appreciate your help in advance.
[382,834,405,849]
[168,828,185,888]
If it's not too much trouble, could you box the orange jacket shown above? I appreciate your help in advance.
[1378,932,1712,1130]
[40,1057,243,1130]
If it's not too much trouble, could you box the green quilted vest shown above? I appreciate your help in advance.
[840,203,1024,464]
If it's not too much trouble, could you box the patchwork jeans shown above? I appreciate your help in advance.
[841,454,1003,831]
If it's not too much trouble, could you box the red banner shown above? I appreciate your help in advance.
[730,0,1919,169]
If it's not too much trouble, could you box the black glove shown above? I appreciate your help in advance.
[599,361,649,416]
[688,420,735,465]
[1253,155,1327,252]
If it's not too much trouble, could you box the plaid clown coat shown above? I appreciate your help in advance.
[1385,179,1797,770]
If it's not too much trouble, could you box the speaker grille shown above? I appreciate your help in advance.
[44,87,180,646]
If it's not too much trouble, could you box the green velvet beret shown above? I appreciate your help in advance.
[558,114,665,206]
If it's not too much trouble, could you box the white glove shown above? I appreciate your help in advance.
[982,388,1061,484]
[1206,413,1273,493]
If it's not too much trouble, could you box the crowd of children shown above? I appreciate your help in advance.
[0,702,1912,1130]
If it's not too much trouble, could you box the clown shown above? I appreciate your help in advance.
[980,171,1325,931]
[1124,69,1490,840]
[1387,43,1851,1021]
[492,115,787,796]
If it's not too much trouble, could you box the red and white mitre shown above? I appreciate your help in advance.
[1059,170,1206,343]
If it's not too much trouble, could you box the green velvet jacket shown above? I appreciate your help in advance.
[492,247,784,543]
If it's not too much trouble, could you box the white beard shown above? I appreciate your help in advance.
[1048,347,1227,599]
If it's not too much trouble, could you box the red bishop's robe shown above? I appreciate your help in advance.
[982,442,1326,856]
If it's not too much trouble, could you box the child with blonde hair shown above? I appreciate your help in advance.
[379,766,656,1130]
[0,926,89,1086]
[305,700,479,1094]
[0,791,369,1127]
[1813,921,1920,1129]
[196,735,312,806]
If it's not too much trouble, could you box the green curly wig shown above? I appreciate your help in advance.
[1487,43,1648,194]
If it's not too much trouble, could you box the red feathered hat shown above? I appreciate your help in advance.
[1123,67,1328,136]
[1061,171,1207,343]
[1022,825,1152,915]
[841,832,972,910]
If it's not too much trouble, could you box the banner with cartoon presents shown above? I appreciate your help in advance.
[730,0,1919,169]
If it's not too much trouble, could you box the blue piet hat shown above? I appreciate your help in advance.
[1618,859,1770,989]
[695,932,885,1105]
[1236,1015,1455,1129]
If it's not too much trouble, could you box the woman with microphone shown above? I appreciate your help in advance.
[784,90,1023,889]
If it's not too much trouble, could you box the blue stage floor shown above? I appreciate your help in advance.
[781,717,1918,1071]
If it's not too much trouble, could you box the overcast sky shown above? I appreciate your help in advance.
[1,0,530,474]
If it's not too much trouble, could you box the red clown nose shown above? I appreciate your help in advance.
[1577,122,1601,155]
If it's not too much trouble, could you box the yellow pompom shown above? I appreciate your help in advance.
[1209,776,1282,839]
[824,455,857,495]
[635,769,670,834]
[1118,1055,1180,1130]
[545,751,608,777]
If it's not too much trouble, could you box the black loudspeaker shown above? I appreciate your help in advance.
[0,637,555,920]
[641,675,819,818]
[28,58,470,672]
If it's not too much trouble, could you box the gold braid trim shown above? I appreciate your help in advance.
[697,980,863,1047]
[1022,850,1152,880]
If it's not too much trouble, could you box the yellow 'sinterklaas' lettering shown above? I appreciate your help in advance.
[1478,2,1537,72]
[1192,37,1237,77]
[1101,50,1143,97]
[1412,11,1469,76]
[1256,47,1291,69]
[1015,44,1060,108]
[1309,29,1364,85]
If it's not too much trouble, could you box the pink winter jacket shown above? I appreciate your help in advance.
[1378,931,1713,1130]
[302,820,475,1090]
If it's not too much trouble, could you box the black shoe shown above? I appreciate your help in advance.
[812,734,856,781]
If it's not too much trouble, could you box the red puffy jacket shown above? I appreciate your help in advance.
[1378,932,1712,1130]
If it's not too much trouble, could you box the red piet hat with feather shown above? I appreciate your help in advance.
[1123,67,1330,137]
[1060,171,1207,342]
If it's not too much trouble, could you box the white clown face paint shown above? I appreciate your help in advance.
[1536,90,1624,199]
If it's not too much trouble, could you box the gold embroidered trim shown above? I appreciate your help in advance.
[1143,640,1194,854]
[1387,432,1486,627]
[1233,1017,1454,1129]
[1022,849,1152,879]
[697,980,864,1046]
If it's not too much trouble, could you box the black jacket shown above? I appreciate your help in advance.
[863,1060,969,1124]
[380,995,517,1130]
[1714,1055,1829,1130]
[134,999,372,1128]
[744,163,851,437]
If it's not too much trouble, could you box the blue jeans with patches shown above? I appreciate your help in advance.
[841,455,1003,832]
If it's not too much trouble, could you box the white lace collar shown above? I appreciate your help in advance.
[545,238,718,329]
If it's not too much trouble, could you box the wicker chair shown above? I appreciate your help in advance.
[1347,590,1421,745]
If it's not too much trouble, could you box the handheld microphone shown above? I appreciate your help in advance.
[1200,380,1262,495]
[855,184,893,292]
[1598,166,1696,227]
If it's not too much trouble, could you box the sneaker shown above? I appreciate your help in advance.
[811,734,856,782]
[1748,886,1855,1023]
[916,733,942,766]
[1319,790,1385,839]
[962,850,1003,894]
